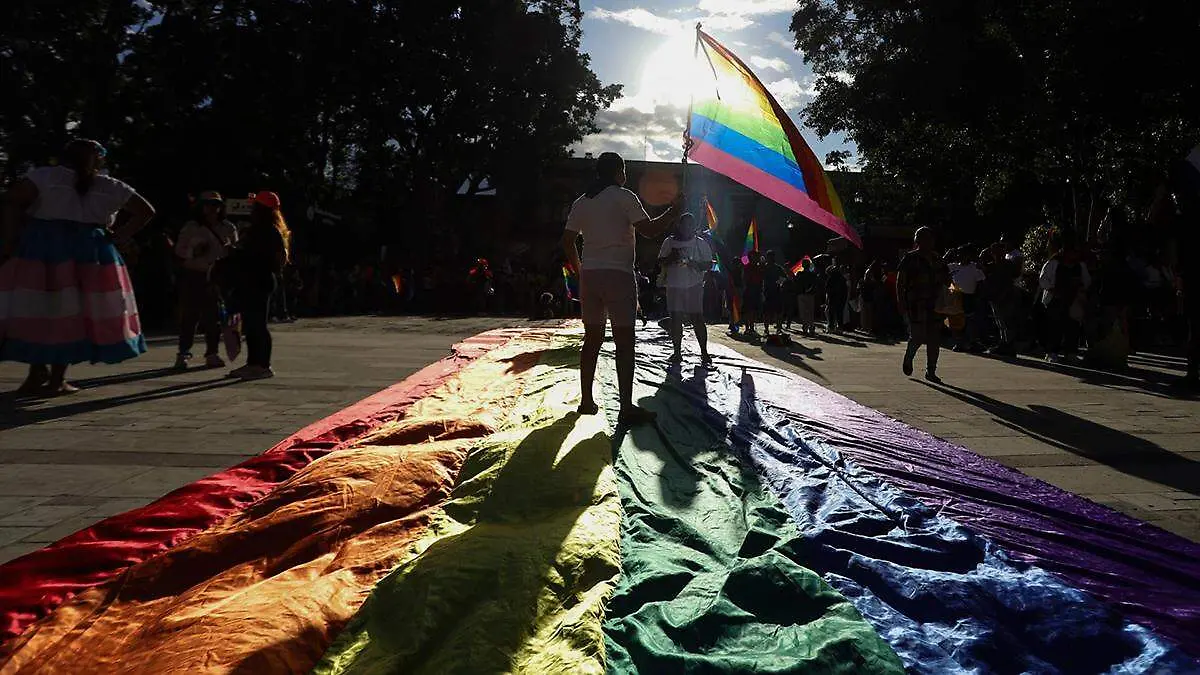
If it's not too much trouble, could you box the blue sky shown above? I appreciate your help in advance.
[573,1,857,167]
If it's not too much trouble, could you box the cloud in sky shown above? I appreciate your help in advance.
[589,8,681,36]
[767,31,794,50]
[577,103,689,161]
[749,55,789,74]
[764,77,816,110]
[698,0,798,16]
[590,7,753,35]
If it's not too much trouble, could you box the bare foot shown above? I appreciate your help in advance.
[617,405,657,425]
[577,401,600,415]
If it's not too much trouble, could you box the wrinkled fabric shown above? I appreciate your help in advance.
[719,343,1200,658]
[315,339,623,675]
[0,333,552,674]
[0,329,520,647]
[601,349,906,675]
[4,325,1198,674]
[625,331,1194,673]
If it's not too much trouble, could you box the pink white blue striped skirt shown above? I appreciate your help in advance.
[0,218,146,365]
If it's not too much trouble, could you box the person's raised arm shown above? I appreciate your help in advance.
[2,178,37,260]
[629,192,684,238]
[114,193,156,243]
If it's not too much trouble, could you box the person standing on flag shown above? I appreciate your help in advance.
[561,152,682,424]
[658,212,713,365]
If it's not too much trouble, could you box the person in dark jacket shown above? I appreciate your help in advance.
[222,192,289,380]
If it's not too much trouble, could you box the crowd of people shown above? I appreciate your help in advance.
[1,140,293,393]
[2,143,1197,397]
[631,218,1195,389]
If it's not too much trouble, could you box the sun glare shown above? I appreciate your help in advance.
[639,32,711,109]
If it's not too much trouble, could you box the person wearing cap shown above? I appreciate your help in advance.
[220,191,289,380]
[1,140,156,394]
[174,190,238,370]
[658,212,713,365]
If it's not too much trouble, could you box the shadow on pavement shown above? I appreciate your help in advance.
[973,352,1182,399]
[0,379,242,431]
[920,380,1200,497]
[71,367,188,389]
[760,342,827,382]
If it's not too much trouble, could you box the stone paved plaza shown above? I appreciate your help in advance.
[1,316,1196,564]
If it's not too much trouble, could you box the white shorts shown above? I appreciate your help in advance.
[666,284,704,315]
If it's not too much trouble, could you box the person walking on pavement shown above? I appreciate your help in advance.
[898,227,950,382]
[658,213,713,365]
[174,191,237,370]
[561,152,681,425]
[0,139,156,395]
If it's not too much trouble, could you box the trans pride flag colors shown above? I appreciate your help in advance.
[1,326,1198,673]
[687,30,860,247]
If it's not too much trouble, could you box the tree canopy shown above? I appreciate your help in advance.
[1,0,618,238]
[791,1,1200,241]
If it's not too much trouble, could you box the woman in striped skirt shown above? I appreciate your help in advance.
[0,139,156,395]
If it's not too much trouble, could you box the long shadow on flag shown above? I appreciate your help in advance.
[313,412,615,674]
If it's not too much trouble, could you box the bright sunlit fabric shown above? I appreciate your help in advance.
[688,30,859,246]
[2,325,1198,673]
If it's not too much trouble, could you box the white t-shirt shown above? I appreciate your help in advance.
[564,186,649,273]
[658,236,713,288]
[25,166,135,226]
[951,263,986,294]
[176,220,239,272]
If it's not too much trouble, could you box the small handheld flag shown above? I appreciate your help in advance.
[704,198,718,233]
[562,265,580,302]
[741,218,759,264]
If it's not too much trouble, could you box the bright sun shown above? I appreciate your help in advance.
[638,32,710,109]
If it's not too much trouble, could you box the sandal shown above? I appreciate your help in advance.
[577,401,600,415]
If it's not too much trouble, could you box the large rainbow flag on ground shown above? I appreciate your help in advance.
[1,325,1198,673]
[687,29,859,247]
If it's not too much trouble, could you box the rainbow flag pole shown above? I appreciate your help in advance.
[686,27,860,247]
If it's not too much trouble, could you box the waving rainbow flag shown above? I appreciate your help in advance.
[688,29,860,247]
